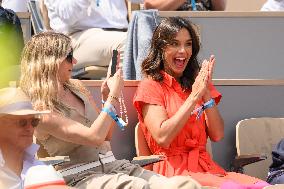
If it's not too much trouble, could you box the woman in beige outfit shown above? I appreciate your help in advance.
[19,31,208,189]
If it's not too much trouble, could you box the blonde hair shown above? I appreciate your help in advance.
[20,31,86,112]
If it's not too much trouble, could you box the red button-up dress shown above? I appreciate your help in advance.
[133,72,263,187]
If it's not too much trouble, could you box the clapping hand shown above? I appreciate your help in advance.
[208,55,215,82]
[203,55,215,101]
[191,55,215,102]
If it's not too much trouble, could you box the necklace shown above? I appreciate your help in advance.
[119,91,128,126]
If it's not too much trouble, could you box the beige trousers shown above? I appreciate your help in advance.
[70,160,212,189]
[70,28,126,71]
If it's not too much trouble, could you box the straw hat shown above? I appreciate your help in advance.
[0,87,50,116]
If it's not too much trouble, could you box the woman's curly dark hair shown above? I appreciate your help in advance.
[141,17,201,90]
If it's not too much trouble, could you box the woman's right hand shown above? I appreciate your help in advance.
[191,59,210,101]
[107,69,124,97]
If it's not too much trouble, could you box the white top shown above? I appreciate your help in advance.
[0,144,43,189]
[261,0,284,11]
[2,0,28,12]
[44,0,128,34]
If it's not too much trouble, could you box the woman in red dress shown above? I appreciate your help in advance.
[133,17,268,188]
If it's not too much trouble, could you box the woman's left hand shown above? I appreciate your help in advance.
[208,55,215,82]
[102,51,123,100]
[202,55,215,102]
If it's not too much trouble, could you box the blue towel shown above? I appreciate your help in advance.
[123,10,160,80]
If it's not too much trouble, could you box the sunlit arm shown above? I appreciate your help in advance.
[142,95,198,149]
[204,104,224,142]
[88,92,115,141]
[36,97,119,147]
[202,89,224,141]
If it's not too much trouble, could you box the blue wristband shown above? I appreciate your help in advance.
[104,103,116,114]
[102,107,126,130]
[203,98,215,109]
[193,98,215,119]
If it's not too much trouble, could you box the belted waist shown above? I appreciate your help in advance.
[59,151,116,177]
[154,143,213,172]
[155,145,206,157]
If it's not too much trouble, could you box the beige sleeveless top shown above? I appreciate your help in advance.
[39,86,112,165]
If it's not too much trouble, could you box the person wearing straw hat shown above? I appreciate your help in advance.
[0,87,70,189]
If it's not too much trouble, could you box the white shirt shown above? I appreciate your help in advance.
[2,0,28,12]
[261,0,284,11]
[0,144,43,189]
[44,0,128,34]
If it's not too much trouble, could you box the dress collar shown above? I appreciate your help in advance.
[161,71,176,88]
[24,143,40,162]
[161,71,188,93]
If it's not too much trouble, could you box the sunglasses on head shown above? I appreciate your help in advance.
[66,48,73,63]
[18,118,41,128]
